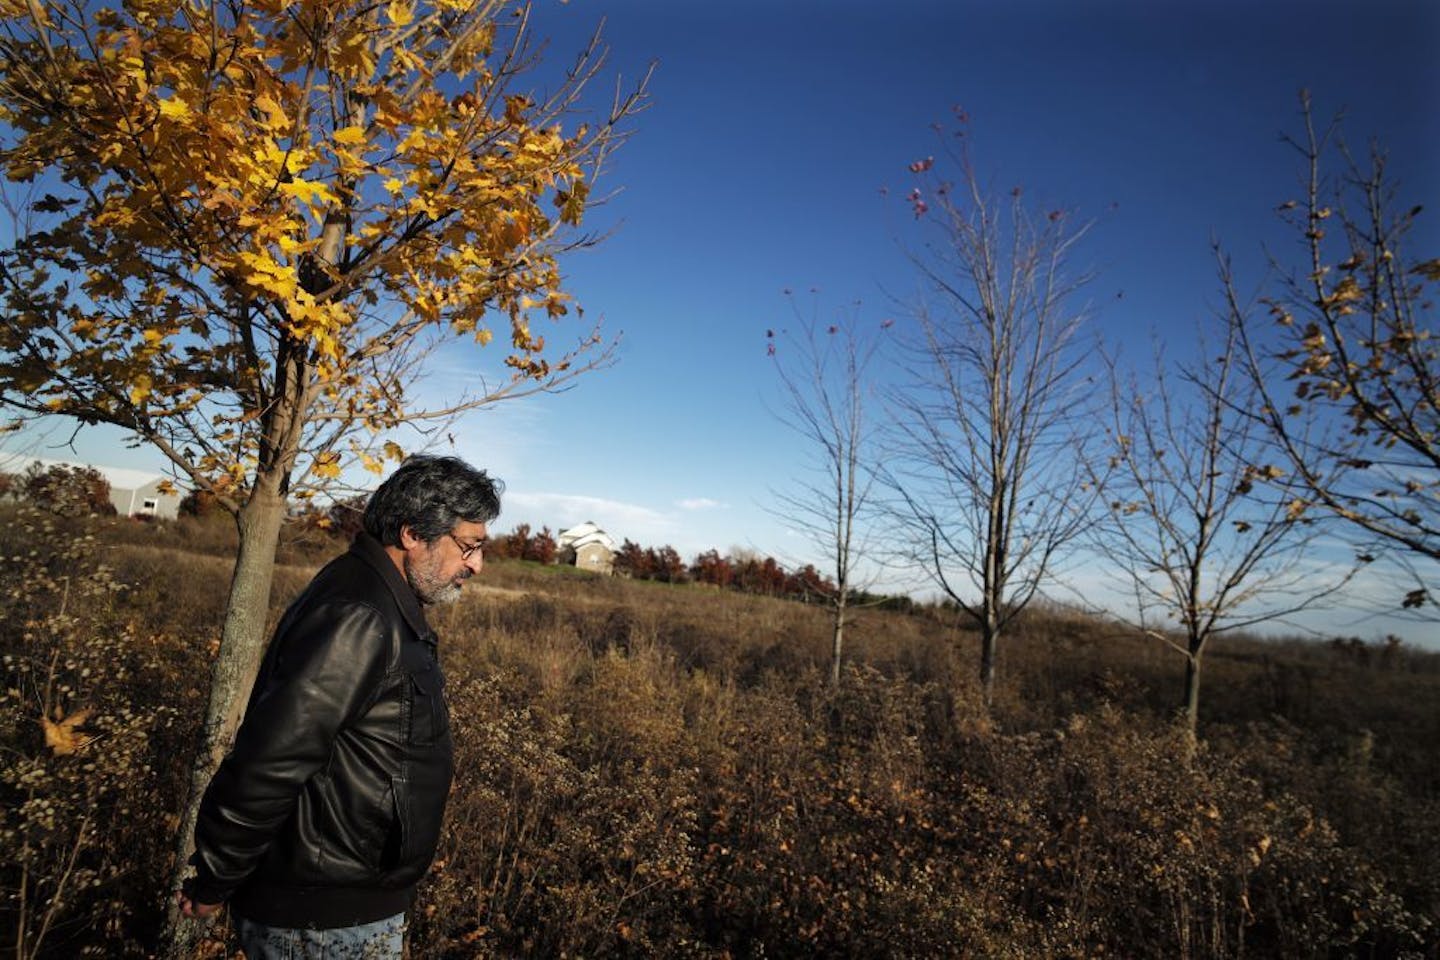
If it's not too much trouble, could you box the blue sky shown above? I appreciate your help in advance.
[13,0,1438,642]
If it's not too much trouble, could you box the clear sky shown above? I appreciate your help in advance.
[13,0,1438,642]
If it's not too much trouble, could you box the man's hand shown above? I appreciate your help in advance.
[176,889,222,919]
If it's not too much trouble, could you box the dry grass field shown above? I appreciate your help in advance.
[3,506,1438,957]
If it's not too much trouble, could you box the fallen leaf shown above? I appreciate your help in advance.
[43,708,91,755]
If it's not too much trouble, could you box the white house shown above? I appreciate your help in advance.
[557,521,617,575]
[0,454,184,520]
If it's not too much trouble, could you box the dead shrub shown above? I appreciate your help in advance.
[0,507,191,958]
[0,508,1433,957]
[414,669,700,957]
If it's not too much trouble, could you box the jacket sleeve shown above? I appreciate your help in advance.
[187,600,391,904]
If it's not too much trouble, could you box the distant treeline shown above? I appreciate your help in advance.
[494,523,923,612]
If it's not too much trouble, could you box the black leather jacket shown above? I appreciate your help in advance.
[188,533,455,928]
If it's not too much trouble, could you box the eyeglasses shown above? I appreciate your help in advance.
[448,533,485,561]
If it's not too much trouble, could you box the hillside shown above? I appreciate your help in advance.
[3,508,1437,957]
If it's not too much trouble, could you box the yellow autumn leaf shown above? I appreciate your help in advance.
[360,451,383,474]
[253,94,288,130]
[157,96,190,119]
[43,707,91,756]
[237,250,299,299]
[129,374,153,404]
[386,0,413,26]
[311,451,342,479]
[333,125,366,146]
[332,33,377,78]
[279,178,340,207]
[383,440,405,461]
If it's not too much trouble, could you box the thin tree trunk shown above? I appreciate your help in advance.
[980,622,999,707]
[1182,651,1202,762]
[829,598,846,689]
[162,479,288,958]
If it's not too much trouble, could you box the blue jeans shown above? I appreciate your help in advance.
[234,912,406,959]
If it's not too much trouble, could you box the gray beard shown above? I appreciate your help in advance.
[420,580,463,606]
[405,552,465,606]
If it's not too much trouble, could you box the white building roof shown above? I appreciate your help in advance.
[0,454,180,493]
[558,521,616,552]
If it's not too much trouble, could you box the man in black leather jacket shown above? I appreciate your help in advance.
[178,455,500,958]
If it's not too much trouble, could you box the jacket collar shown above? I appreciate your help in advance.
[351,531,435,646]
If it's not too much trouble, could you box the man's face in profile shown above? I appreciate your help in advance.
[404,520,488,605]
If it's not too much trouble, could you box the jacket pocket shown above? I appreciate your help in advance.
[293,768,388,883]
[407,664,450,746]
[384,775,410,870]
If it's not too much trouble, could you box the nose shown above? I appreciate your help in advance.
[464,550,484,575]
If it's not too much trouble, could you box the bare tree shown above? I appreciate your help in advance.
[767,299,885,688]
[1087,302,1354,744]
[1232,92,1438,613]
[884,129,1097,707]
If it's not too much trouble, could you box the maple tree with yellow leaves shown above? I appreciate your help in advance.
[0,0,647,951]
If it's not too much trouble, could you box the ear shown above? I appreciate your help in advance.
[398,524,426,550]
